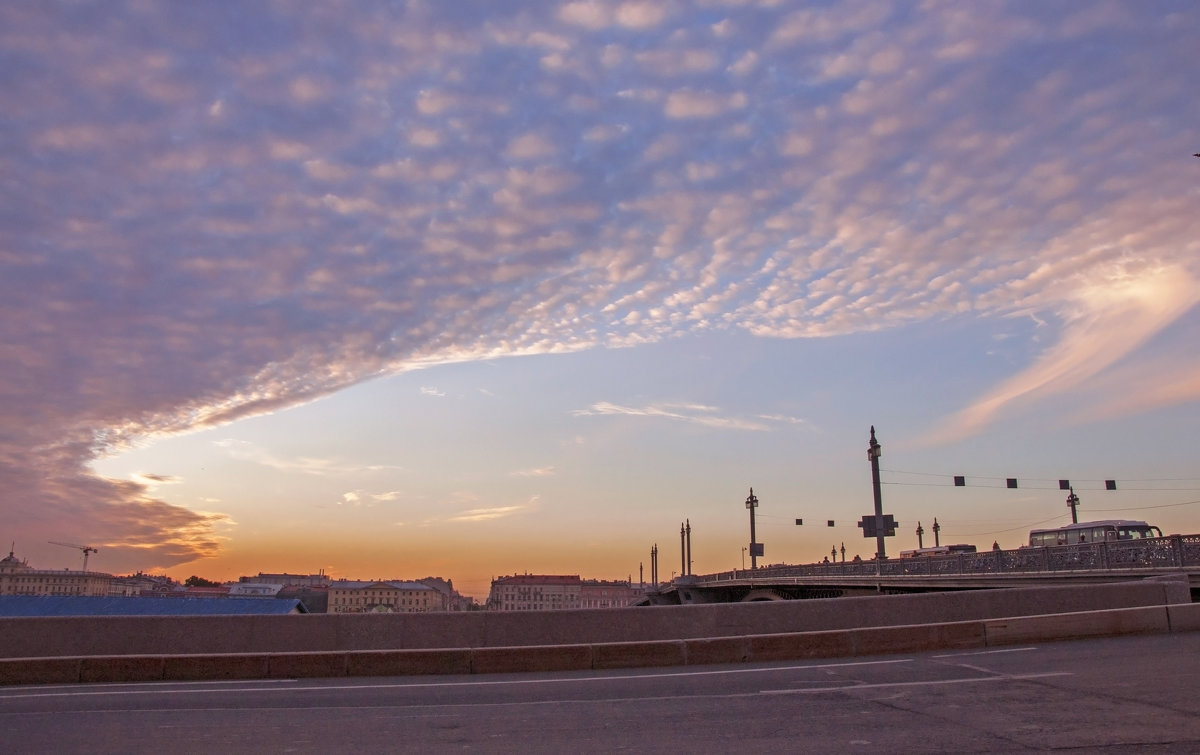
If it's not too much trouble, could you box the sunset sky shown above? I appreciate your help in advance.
[3,1,1199,599]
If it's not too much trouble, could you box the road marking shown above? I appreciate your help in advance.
[6,678,299,694]
[760,671,1072,695]
[931,647,1038,658]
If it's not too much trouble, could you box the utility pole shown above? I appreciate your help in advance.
[933,518,941,547]
[916,521,925,549]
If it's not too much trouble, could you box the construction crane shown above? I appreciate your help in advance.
[48,541,98,571]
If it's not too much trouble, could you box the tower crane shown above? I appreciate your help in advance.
[48,541,98,571]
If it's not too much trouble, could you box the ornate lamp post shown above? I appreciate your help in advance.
[746,487,759,569]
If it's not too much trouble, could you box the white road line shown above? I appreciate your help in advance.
[931,647,1038,658]
[760,672,1072,695]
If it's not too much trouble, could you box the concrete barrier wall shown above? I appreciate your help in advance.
[0,577,1189,661]
[2,603,1191,686]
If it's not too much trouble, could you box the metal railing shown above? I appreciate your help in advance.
[702,534,1200,583]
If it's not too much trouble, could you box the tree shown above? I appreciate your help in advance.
[184,575,220,587]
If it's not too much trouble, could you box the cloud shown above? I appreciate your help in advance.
[130,472,180,486]
[511,466,556,478]
[663,89,748,118]
[213,440,403,476]
[420,386,446,398]
[925,264,1200,444]
[448,505,529,522]
[572,402,772,431]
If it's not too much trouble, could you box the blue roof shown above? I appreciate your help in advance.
[0,596,306,617]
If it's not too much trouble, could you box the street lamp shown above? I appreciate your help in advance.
[745,487,760,569]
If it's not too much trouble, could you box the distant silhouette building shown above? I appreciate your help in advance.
[238,571,331,588]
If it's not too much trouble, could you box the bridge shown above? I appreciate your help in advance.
[650,534,1200,604]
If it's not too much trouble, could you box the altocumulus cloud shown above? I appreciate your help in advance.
[1,2,1197,572]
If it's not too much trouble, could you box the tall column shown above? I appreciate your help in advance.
[868,426,886,560]
[680,522,686,577]
[685,519,692,576]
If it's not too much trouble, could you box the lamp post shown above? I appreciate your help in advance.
[741,546,746,570]
[746,487,759,569]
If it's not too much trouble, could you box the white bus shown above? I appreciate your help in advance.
[1028,520,1161,547]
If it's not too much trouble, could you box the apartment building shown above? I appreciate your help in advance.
[327,579,442,613]
[579,578,639,608]
[0,549,114,596]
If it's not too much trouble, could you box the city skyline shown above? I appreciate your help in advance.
[3,2,1199,600]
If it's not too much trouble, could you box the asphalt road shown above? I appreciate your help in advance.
[3,633,1199,753]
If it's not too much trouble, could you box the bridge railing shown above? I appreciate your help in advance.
[702,534,1199,582]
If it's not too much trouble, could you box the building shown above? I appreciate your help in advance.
[0,549,115,597]
[488,574,647,610]
[327,579,441,613]
[228,582,283,597]
[238,571,331,588]
[488,574,582,611]
[111,572,179,596]
[417,576,476,611]
[579,579,639,608]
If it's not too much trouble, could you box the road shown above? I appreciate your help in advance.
[3,633,1199,753]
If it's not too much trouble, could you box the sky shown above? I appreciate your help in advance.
[2,1,1199,600]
